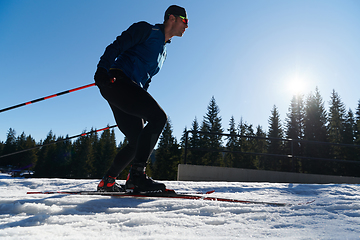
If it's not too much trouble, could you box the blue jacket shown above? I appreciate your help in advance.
[97,22,170,89]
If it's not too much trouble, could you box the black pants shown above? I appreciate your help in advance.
[97,70,167,177]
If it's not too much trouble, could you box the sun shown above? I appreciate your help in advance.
[286,75,307,96]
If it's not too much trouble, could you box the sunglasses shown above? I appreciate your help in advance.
[168,14,188,24]
[178,15,189,24]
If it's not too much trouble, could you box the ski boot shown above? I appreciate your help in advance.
[97,176,123,192]
[125,163,166,192]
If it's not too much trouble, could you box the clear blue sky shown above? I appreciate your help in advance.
[1,0,360,145]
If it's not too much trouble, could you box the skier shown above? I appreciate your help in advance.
[94,5,188,192]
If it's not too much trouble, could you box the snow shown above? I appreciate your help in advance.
[0,173,359,239]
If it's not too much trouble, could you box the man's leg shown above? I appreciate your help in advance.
[104,103,143,177]
[97,71,167,191]
[99,71,167,165]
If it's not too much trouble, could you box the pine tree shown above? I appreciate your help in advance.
[180,127,187,147]
[342,109,356,145]
[93,127,117,178]
[304,88,328,143]
[34,131,57,177]
[224,116,239,168]
[244,123,257,168]
[186,117,204,165]
[26,135,38,170]
[198,119,210,164]
[53,136,72,177]
[328,90,346,144]
[16,132,37,170]
[1,128,17,167]
[152,119,181,180]
[342,109,358,176]
[237,119,256,169]
[179,127,188,164]
[345,100,360,177]
[285,95,305,172]
[355,100,360,147]
[303,87,328,174]
[327,90,348,175]
[267,105,284,171]
[254,125,267,170]
[70,130,96,178]
[199,97,224,166]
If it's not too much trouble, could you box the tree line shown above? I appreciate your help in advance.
[1,87,360,179]
[183,88,360,178]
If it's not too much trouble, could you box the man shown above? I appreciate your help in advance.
[94,5,188,192]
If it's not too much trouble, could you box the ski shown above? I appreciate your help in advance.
[26,189,303,206]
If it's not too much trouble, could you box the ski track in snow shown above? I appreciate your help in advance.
[0,174,359,239]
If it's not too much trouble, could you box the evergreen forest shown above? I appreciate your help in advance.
[1,87,360,179]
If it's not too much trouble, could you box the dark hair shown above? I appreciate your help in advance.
[164,5,187,21]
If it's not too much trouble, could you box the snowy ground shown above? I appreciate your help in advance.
[0,173,359,239]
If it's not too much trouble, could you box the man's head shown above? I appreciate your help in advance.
[164,5,188,22]
[163,5,188,40]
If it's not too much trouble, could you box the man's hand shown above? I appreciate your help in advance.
[94,67,114,86]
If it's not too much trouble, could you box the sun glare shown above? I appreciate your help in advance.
[286,76,307,96]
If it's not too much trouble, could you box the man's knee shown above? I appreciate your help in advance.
[150,109,167,131]
[159,111,168,126]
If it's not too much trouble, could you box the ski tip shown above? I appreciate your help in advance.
[206,190,215,194]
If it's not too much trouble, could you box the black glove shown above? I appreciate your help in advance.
[94,67,113,87]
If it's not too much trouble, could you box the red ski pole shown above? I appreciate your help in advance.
[0,83,96,113]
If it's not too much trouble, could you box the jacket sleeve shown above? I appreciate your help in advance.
[97,21,153,71]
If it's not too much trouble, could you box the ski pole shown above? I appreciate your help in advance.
[0,124,117,159]
[0,83,96,113]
